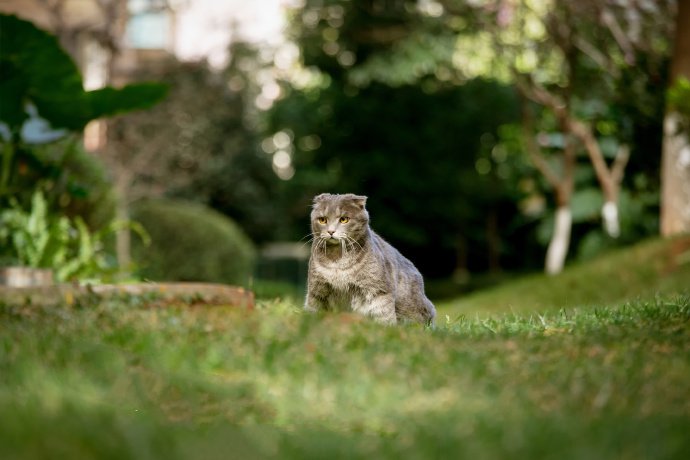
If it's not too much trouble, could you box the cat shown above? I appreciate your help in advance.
[304,193,436,325]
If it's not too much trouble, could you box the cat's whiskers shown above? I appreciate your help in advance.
[300,232,320,249]
[343,238,354,255]
[299,232,316,242]
[345,235,363,252]
[303,237,317,249]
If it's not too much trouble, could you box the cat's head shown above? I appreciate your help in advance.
[310,193,369,245]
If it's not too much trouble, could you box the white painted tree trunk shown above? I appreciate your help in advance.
[661,0,690,235]
[661,113,690,236]
[601,200,620,238]
[545,206,572,275]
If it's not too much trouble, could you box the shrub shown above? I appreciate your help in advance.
[42,138,117,230]
[131,199,256,286]
[0,190,119,281]
[3,138,117,231]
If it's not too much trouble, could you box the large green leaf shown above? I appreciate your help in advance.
[88,83,169,118]
[0,13,87,131]
[0,62,29,130]
[0,13,167,132]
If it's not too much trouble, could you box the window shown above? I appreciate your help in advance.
[125,0,172,50]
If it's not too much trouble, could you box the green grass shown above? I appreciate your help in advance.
[1,237,689,459]
[1,292,689,459]
[438,237,690,316]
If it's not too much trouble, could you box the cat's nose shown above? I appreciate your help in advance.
[328,230,335,236]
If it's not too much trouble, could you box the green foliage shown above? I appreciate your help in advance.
[131,199,256,286]
[45,139,117,230]
[281,0,670,273]
[668,76,690,130]
[348,32,459,86]
[269,78,523,275]
[6,136,117,230]
[110,50,277,244]
[0,13,167,206]
[0,190,124,281]
[0,288,689,458]
[575,188,660,261]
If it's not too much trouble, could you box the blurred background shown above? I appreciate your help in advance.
[1,0,688,300]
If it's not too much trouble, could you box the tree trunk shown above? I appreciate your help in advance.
[545,205,572,275]
[661,0,690,236]
[115,174,131,279]
[601,200,620,238]
[518,92,575,275]
[569,120,629,238]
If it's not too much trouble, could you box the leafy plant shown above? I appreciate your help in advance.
[0,190,147,282]
[0,13,167,199]
[5,135,118,231]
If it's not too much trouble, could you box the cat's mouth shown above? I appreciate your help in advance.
[325,237,340,245]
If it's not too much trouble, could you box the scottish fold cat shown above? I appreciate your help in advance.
[305,193,436,325]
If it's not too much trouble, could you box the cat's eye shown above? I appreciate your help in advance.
[317,217,327,224]
[339,216,350,224]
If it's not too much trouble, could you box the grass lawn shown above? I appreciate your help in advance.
[1,238,689,459]
[437,237,690,317]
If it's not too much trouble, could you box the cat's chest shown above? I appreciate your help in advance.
[314,261,360,292]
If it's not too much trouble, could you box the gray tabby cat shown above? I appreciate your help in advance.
[305,193,436,325]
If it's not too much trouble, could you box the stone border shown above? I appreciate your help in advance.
[0,282,254,309]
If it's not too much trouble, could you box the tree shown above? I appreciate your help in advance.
[110,44,278,246]
[481,0,671,273]
[291,0,673,274]
[269,75,525,277]
[661,0,690,236]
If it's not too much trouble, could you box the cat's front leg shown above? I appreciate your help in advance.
[304,292,328,313]
[354,293,397,325]
[304,280,330,313]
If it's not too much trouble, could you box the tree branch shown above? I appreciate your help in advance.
[573,36,620,77]
[611,144,630,185]
[568,118,617,201]
[519,93,562,192]
[437,0,478,18]
[514,76,568,122]
[601,7,635,65]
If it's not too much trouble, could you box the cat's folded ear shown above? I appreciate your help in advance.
[349,194,368,210]
[313,193,332,204]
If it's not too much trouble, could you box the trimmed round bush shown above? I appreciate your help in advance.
[131,199,256,286]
